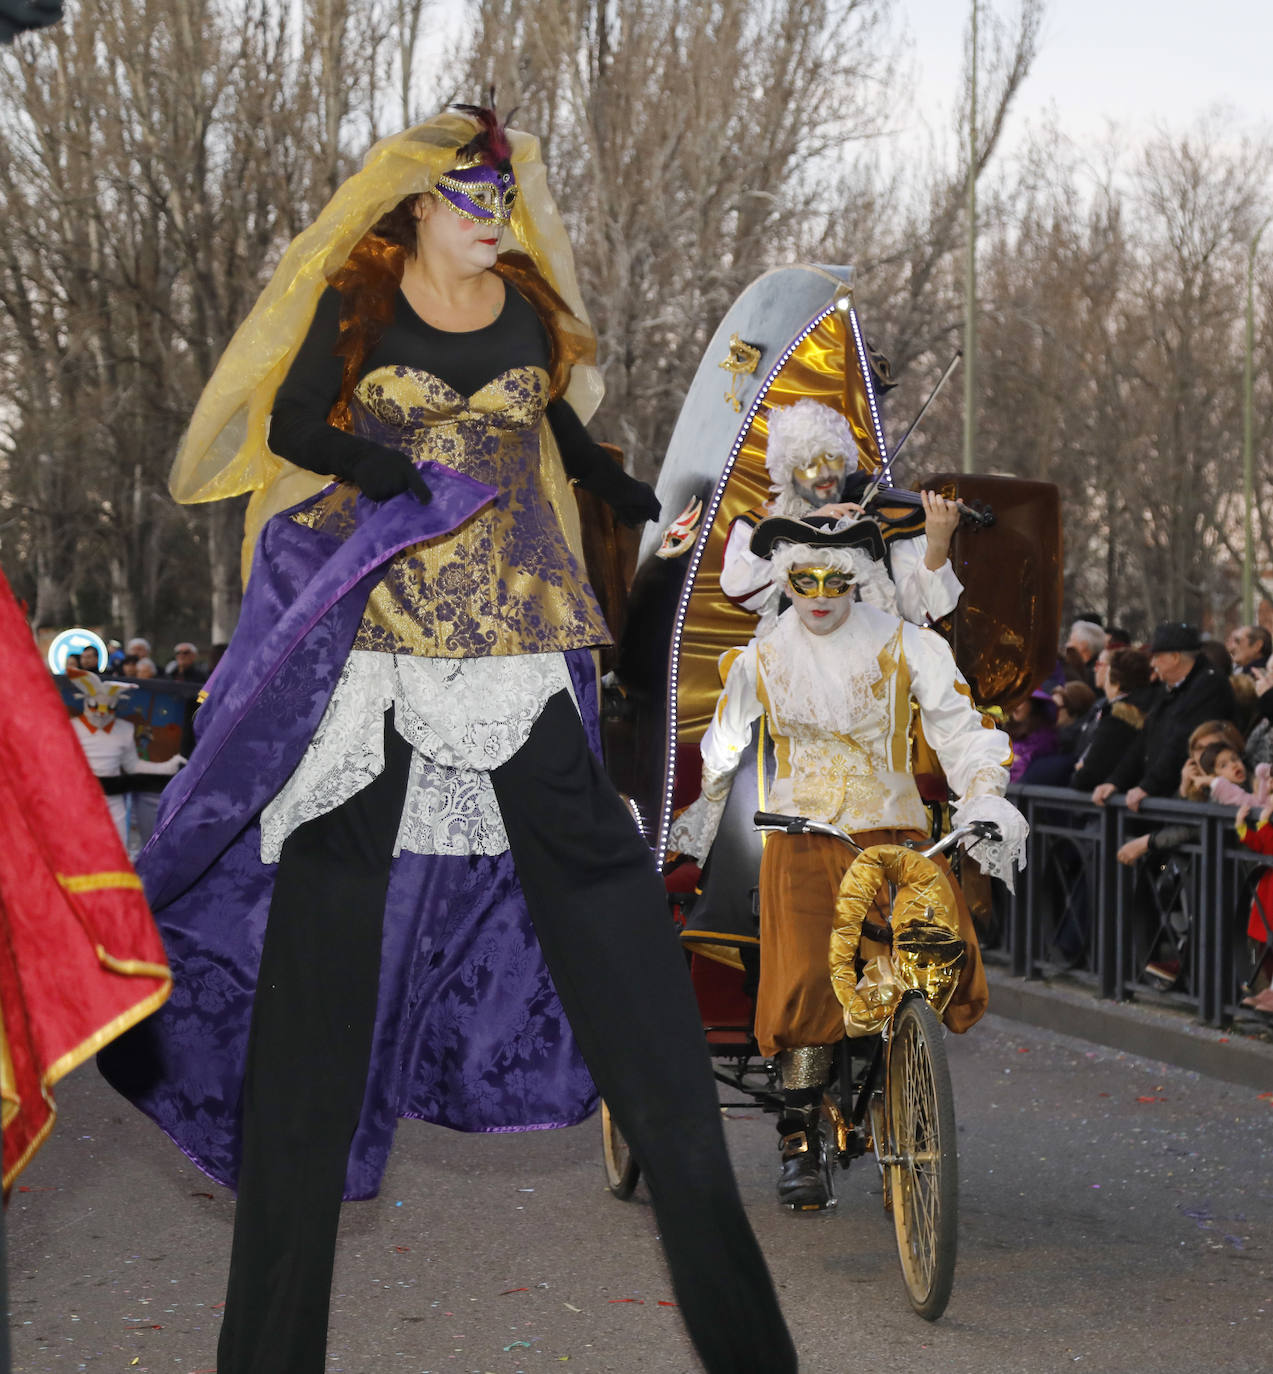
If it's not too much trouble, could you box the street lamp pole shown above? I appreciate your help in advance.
[963,0,978,475]
[1243,216,1271,624]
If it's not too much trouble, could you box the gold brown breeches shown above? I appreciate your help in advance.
[755,829,989,1060]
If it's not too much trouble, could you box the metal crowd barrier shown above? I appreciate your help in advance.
[988,784,1273,1028]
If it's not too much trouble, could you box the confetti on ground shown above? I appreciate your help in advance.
[563,1302,581,1312]
[501,1287,531,1295]
[608,1298,645,1304]
[505,1340,533,1350]
[657,1301,678,1308]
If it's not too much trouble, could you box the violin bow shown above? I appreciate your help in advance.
[880,349,962,482]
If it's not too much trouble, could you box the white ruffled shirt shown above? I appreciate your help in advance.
[673,603,1028,885]
[700,604,1009,834]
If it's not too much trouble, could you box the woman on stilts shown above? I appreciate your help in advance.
[99,102,797,1374]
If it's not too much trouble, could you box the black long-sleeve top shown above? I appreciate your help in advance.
[268,282,619,498]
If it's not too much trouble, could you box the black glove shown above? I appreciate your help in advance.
[572,454,660,527]
[350,449,432,504]
[545,400,660,527]
[603,470,662,528]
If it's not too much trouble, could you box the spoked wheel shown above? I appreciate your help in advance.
[885,997,958,1320]
[600,1099,641,1199]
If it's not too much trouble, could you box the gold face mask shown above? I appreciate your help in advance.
[793,452,847,484]
[892,924,967,1016]
[786,566,855,599]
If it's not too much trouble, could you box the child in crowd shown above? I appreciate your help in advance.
[1190,742,1270,809]
[1178,720,1247,800]
[1235,801,1273,1013]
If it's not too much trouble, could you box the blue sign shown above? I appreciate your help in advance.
[47,627,108,674]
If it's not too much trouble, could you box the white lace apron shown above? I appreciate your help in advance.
[260,649,576,860]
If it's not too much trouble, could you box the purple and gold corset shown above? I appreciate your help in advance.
[288,364,610,658]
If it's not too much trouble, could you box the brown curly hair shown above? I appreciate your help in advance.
[1106,647,1152,694]
[324,193,428,428]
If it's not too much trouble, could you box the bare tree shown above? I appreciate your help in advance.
[457,0,901,477]
[3,0,1271,645]
[0,0,411,641]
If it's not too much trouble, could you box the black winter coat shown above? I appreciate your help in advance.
[1105,658,1236,797]
[1069,685,1161,792]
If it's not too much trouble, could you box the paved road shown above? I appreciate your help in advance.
[7,1012,1272,1374]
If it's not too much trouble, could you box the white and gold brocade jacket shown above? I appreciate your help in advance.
[700,602,1011,833]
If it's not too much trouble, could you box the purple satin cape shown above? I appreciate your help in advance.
[98,465,599,1200]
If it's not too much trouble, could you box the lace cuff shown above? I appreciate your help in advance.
[668,792,729,861]
[951,794,1029,892]
[701,764,735,803]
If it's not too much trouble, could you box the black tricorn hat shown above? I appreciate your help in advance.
[749,514,887,564]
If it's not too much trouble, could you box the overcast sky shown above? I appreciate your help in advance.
[897,0,1271,148]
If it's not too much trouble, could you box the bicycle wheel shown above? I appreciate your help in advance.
[885,996,957,1320]
[600,1099,641,1199]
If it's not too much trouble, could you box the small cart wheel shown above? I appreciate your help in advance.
[601,1099,641,1199]
[886,997,958,1321]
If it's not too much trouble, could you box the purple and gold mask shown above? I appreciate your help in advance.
[433,159,518,225]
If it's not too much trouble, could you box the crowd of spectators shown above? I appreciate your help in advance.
[65,636,213,684]
[1006,613,1273,1012]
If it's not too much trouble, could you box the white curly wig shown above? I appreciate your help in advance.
[764,399,858,495]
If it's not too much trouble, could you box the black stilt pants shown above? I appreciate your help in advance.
[217,693,796,1374]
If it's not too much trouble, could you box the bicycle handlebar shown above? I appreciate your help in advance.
[753,810,812,834]
[752,810,1001,859]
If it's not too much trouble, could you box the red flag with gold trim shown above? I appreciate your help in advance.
[0,571,171,1188]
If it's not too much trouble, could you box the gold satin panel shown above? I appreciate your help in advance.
[829,844,963,1037]
[289,365,609,658]
[674,308,885,747]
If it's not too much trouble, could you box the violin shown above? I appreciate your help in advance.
[842,471,996,536]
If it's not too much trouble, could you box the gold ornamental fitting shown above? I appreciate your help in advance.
[893,924,967,1016]
[829,843,965,1035]
[718,333,762,412]
[841,953,903,1037]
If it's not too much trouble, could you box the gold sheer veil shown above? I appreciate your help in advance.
[168,110,603,572]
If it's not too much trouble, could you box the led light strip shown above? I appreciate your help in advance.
[840,296,892,479]
[654,302,840,864]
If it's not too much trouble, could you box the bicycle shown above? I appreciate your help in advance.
[600,810,1002,1322]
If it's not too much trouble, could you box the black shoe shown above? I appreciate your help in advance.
[777,1128,831,1210]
